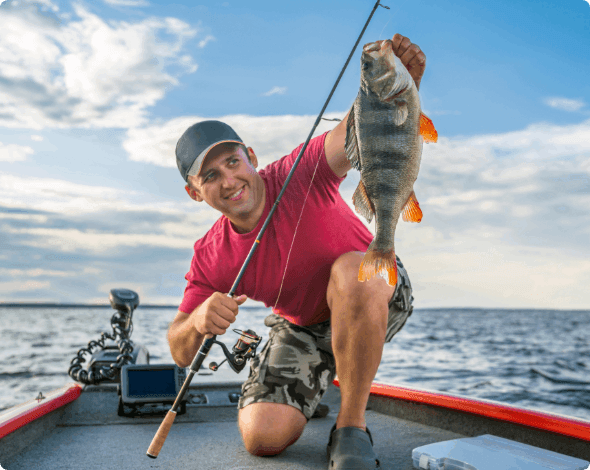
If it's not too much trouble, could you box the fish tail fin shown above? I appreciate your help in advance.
[420,113,438,143]
[358,249,398,287]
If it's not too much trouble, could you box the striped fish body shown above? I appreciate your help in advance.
[345,40,437,286]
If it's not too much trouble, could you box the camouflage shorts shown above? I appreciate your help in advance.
[238,256,413,420]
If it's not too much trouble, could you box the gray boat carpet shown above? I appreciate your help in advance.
[4,384,462,470]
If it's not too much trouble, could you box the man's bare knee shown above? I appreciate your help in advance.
[328,251,394,312]
[238,403,307,456]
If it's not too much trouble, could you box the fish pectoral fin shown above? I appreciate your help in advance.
[402,190,423,223]
[345,106,361,171]
[420,113,438,143]
[352,180,375,223]
[392,99,409,126]
[358,249,398,287]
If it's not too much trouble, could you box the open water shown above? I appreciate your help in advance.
[1,306,589,422]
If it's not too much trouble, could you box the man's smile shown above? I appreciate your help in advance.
[226,186,245,201]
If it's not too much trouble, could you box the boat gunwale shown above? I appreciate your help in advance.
[0,382,82,439]
[345,380,590,442]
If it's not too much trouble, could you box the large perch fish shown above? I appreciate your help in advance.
[345,39,438,287]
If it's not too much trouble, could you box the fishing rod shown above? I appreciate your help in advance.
[146,0,389,458]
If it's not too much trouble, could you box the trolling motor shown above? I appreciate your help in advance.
[208,329,262,373]
[69,288,148,384]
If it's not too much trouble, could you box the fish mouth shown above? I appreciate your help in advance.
[363,40,384,53]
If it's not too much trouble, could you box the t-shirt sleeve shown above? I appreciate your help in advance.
[178,256,216,314]
[273,131,345,203]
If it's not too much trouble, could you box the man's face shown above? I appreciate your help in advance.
[185,144,264,225]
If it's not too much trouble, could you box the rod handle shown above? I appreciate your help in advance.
[146,409,177,459]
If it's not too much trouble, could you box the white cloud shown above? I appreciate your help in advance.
[30,135,44,141]
[544,97,585,112]
[198,34,215,48]
[0,173,217,223]
[0,142,34,161]
[0,267,70,277]
[3,225,196,252]
[1,0,59,11]
[103,0,149,6]
[0,172,219,245]
[123,112,345,170]
[0,174,138,213]
[0,280,52,293]
[262,86,287,97]
[396,225,590,309]
[0,3,197,129]
[4,113,590,308]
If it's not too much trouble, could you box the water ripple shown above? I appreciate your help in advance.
[1,307,589,422]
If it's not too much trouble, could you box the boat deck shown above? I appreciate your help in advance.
[2,378,462,469]
[2,368,589,469]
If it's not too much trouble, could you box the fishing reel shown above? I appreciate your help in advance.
[208,329,262,374]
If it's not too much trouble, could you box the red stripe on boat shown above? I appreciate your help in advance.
[333,379,590,442]
[0,383,83,439]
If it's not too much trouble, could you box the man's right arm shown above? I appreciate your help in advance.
[167,309,206,368]
[167,292,248,368]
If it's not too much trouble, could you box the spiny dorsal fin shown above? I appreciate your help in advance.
[420,113,438,143]
[392,99,409,126]
[345,107,361,171]
[352,180,374,223]
[402,190,423,223]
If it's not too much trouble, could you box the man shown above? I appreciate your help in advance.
[168,34,426,470]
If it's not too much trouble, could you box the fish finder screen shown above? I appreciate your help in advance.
[127,369,176,398]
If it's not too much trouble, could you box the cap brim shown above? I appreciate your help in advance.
[187,140,245,178]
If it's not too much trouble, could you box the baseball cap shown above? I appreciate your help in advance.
[176,120,244,182]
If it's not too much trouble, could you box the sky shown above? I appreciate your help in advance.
[0,0,589,309]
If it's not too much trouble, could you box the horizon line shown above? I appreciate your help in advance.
[0,302,588,312]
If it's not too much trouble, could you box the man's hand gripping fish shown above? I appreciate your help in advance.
[345,39,438,287]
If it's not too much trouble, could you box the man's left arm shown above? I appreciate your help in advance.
[324,34,427,178]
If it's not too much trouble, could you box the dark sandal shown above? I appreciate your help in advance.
[326,423,380,469]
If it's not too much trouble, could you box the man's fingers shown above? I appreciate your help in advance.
[406,52,426,71]
[391,33,412,57]
[211,315,231,332]
[400,44,423,67]
[217,293,241,312]
[234,294,248,305]
[391,33,404,52]
[215,304,237,323]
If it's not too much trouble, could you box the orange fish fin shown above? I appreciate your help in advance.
[352,180,375,223]
[419,113,438,143]
[358,249,398,287]
[402,190,423,223]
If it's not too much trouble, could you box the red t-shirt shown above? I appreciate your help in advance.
[179,131,373,326]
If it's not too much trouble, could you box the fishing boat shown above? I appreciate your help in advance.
[1,292,589,470]
[2,372,590,469]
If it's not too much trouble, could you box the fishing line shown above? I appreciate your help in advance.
[274,4,391,310]
[378,15,392,38]
[272,127,334,310]
[146,2,388,459]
